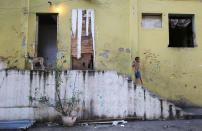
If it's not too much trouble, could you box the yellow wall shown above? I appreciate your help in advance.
[27,0,131,75]
[0,0,28,69]
[133,0,202,106]
[0,0,202,106]
[0,0,131,75]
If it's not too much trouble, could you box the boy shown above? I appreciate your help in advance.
[132,57,143,84]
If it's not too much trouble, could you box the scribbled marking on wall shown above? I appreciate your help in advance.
[143,50,160,74]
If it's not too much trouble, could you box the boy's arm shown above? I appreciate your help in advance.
[132,61,135,67]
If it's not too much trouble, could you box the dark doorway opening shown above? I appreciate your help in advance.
[168,14,196,47]
[37,13,58,67]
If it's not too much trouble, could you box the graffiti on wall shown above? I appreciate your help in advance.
[143,50,160,74]
[142,50,161,82]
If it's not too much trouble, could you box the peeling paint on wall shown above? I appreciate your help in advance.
[99,50,109,59]
[56,52,63,59]
[22,36,26,48]
[126,48,130,53]
[0,55,20,69]
[119,48,124,52]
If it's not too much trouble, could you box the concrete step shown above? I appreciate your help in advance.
[183,108,202,119]
[130,83,184,120]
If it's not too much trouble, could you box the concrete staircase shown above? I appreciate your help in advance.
[127,79,184,120]
[127,78,202,121]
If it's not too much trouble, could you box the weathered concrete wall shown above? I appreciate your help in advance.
[129,0,202,107]
[0,0,131,75]
[0,69,182,121]
[1,0,202,110]
[0,0,28,69]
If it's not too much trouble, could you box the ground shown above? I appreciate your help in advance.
[28,119,202,131]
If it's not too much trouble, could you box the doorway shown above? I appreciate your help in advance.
[37,13,58,67]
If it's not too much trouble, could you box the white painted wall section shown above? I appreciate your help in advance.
[0,61,6,70]
[0,70,183,121]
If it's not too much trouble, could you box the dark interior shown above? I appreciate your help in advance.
[169,15,194,47]
[37,14,57,67]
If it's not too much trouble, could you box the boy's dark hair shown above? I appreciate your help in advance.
[135,57,140,60]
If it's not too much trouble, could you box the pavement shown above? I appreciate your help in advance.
[27,119,202,131]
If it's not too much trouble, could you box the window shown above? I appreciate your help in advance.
[168,14,196,47]
[142,13,162,28]
[71,9,95,70]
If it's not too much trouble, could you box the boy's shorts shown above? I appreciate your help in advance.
[135,71,142,79]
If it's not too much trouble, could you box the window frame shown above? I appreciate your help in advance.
[141,13,163,29]
[168,14,197,48]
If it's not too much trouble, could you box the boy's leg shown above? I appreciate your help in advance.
[134,71,138,84]
[135,79,138,84]
[140,78,143,85]
[139,72,143,84]
[136,71,143,85]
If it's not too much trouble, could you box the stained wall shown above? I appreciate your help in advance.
[0,0,202,107]
[130,0,202,106]
[0,70,182,120]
